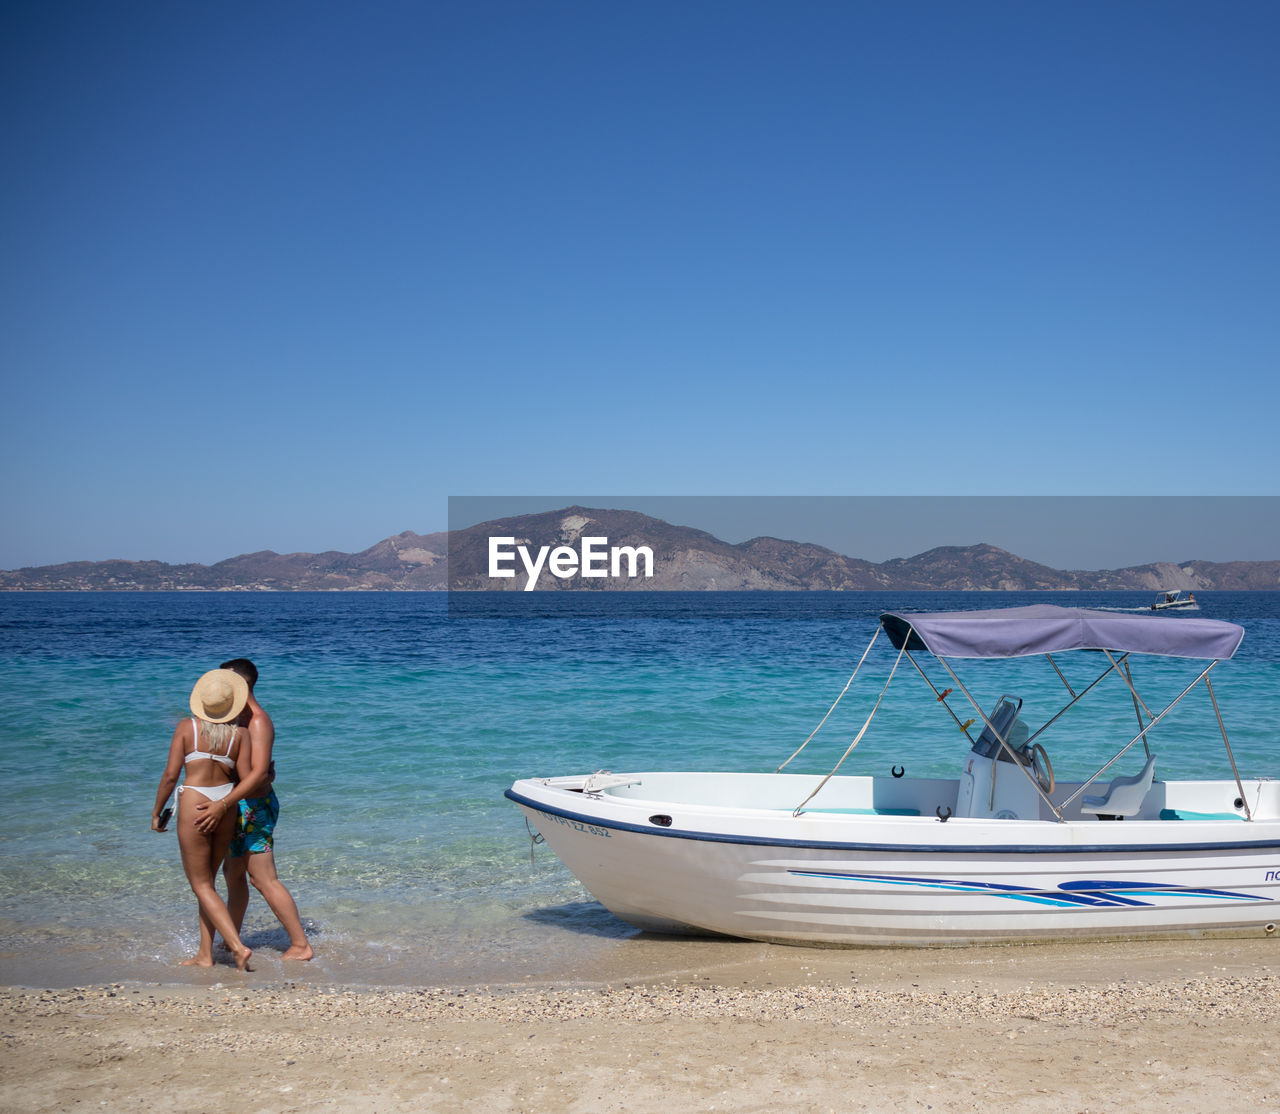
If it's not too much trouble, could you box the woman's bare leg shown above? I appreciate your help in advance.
[182,905,218,967]
[176,792,252,971]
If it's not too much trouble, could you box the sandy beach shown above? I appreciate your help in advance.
[4,935,1279,1112]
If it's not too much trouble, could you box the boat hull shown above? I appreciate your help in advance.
[508,773,1280,947]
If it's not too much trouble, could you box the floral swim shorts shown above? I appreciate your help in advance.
[229,790,280,858]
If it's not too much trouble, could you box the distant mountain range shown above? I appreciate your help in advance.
[3,505,1278,591]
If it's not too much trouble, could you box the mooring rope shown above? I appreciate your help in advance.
[524,817,545,864]
[776,626,882,773]
[792,634,909,816]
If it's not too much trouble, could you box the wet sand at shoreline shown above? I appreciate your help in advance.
[4,936,1280,1112]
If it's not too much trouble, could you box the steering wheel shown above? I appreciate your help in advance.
[1028,743,1055,794]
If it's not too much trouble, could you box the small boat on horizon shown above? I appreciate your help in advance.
[508,604,1279,948]
[1152,589,1198,610]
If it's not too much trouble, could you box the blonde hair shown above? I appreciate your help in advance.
[198,719,237,755]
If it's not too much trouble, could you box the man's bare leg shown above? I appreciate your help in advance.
[224,854,251,935]
[246,849,312,960]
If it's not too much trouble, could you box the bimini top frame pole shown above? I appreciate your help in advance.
[1022,651,1132,750]
[880,604,1248,822]
[1057,656,1227,811]
[789,606,1248,822]
[1206,673,1251,821]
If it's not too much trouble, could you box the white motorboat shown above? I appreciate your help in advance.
[507,604,1280,947]
[1152,589,1198,610]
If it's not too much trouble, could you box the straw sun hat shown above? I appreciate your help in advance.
[189,668,249,724]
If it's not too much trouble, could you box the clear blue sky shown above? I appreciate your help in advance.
[3,2,1277,569]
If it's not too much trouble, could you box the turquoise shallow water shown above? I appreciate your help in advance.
[0,590,1277,988]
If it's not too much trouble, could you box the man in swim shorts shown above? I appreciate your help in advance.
[193,658,312,960]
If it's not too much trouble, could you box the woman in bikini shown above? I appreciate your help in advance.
[151,669,254,971]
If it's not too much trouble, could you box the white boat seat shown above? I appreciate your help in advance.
[1081,754,1157,818]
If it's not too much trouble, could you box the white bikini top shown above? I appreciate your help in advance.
[184,717,237,769]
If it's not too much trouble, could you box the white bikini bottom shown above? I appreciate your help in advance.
[178,782,235,803]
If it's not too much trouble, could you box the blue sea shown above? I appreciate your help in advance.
[1,590,1278,989]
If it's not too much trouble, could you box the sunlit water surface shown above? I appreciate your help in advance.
[1,590,1276,987]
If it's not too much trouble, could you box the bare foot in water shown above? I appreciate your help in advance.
[180,955,214,968]
[235,946,253,972]
[281,943,314,961]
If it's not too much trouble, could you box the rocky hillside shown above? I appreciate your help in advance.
[2,507,1276,591]
[0,531,448,591]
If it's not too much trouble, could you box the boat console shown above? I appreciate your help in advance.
[955,696,1050,820]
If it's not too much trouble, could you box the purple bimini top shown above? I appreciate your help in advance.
[880,604,1245,661]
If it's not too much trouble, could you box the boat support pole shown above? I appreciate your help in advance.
[1023,653,1130,749]
[1121,660,1151,758]
[902,648,976,742]
[1104,651,1157,758]
[1059,660,1224,811]
[933,655,1065,821]
[1045,654,1077,699]
[1205,674,1251,821]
